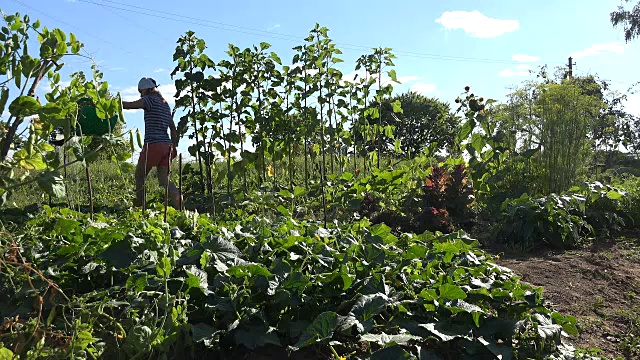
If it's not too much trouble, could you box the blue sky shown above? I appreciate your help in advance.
[3,0,640,158]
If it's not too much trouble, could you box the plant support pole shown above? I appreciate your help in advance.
[179,154,183,211]
[143,143,148,212]
[164,147,171,223]
[85,161,94,220]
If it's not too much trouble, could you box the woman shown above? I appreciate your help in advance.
[122,77,182,209]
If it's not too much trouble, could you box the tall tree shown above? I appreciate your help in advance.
[353,91,458,158]
[611,0,640,42]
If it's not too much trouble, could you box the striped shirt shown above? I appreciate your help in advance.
[141,95,172,144]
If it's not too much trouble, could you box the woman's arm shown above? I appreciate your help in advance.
[123,98,146,109]
[169,118,178,147]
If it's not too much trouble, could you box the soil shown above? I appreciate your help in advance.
[491,234,640,359]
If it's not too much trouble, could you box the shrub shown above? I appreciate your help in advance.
[569,181,631,236]
[496,193,592,250]
[612,174,640,227]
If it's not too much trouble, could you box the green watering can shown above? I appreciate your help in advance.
[75,94,126,136]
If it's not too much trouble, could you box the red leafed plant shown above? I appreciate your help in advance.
[416,164,475,233]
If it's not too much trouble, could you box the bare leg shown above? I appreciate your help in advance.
[134,160,150,207]
[157,166,181,208]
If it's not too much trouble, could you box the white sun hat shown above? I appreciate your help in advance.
[138,77,158,91]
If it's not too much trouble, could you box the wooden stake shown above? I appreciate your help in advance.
[85,161,94,220]
[179,154,183,211]
[142,143,148,212]
[164,146,171,223]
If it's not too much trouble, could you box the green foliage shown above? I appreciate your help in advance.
[537,82,603,194]
[496,193,592,250]
[0,205,581,359]
[569,181,630,237]
[495,182,630,250]
[610,0,640,42]
[0,10,133,207]
[354,91,459,158]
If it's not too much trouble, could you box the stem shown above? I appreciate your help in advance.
[208,136,216,217]
[85,161,94,220]
[227,103,233,196]
[304,82,309,190]
[377,50,383,169]
[188,56,205,194]
[318,39,328,228]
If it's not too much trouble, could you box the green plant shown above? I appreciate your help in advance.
[496,193,593,250]
[0,204,584,359]
[570,181,630,236]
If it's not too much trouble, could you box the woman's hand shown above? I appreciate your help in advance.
[171,144,178,160]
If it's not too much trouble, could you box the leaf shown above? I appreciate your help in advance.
[404,245,428,260]
[391,99,403,114]
[123,325,152,355]
[471,133,485,154]
[191,323,221,347]
[19,155,47,170]
[9,96,41,117]
[315,228,331,238]
[350,293,389,332]
[293,186,307,197]
[606,190,624,200]
[336,315,364,335]
[269,52,282,65]
[282,272,311,294]
[98,240,136,269]
[37,171,66,198]
[360,332,421,346]
[234,326,281,350]
[293,311,339,350]
[0,347,13,360]
[157,257,172,278]
[0,87,8,115]
[126,274,148,292]
[74,330,98,351]
[417,346,444,360]
[419,323,472,342]
[185,265,209,293]
[367,345,414,360]
[459,119,474,142]
[438,283,467,300]
[388,69,399,82]
[207,234,242,262]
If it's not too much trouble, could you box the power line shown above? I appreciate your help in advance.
[98,3,174,43]
[78,0,523,65]
[9,0,157,64]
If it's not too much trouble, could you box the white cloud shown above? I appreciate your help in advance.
[499,64,532,77]
[397,75,419,84]
[512,54,540,62]
[435,10,520,38]
[572,42,628,59]
[410,83,437,94]
[155,68,169,73]
[267,24,281,31]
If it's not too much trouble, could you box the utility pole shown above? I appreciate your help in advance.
[567,56,575,79]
